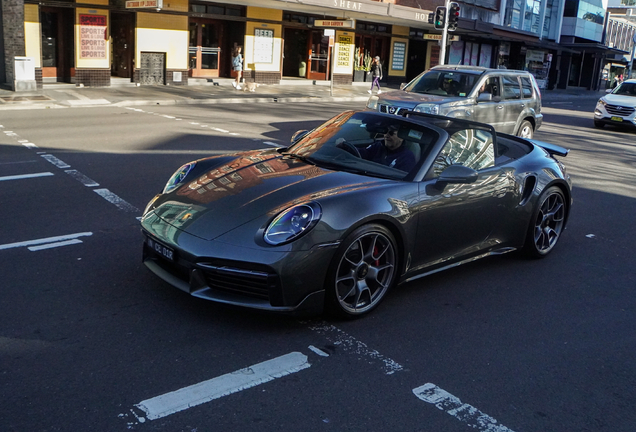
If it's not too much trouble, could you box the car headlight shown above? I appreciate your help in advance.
[264,202,322,245]
[366,96,379,110]
[597,98,607,107]
[163,162,196,194]
[414,103,440,115]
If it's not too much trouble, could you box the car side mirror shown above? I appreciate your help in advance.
[605,88,612,93]
[477,93,493,102]
[291,130,309,144]
[400,83,407,90]
[437,164,478,185]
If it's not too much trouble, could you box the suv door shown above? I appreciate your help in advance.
[500,75,524,134]
[472,75,506,130]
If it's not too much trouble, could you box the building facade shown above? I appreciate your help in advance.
[1,0,633,91]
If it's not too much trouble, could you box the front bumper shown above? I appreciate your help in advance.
[141,226,338,316]
[594,105,636,128]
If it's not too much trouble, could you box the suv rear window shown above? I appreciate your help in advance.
[520,77,533,98]
[502,76,521,100]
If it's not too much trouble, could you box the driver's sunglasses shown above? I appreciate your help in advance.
[385,130,396,136]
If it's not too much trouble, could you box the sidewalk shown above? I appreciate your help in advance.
[0,77,604,111]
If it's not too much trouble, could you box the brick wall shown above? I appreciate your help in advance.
[1,0,26,88]
[75,69,111,87]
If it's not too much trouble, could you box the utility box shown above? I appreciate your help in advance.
[14,57,37,91]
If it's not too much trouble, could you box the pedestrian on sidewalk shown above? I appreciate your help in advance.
[232,46,243,90]
[369,56,382,94]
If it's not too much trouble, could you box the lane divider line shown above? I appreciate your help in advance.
[308,323,404,375]
[0,232,92,251]
[133,351,310,421]
[28,239,83,251]
[0,172,54,182]
[413,383,516,432]
[93,188,140,213]
[65,169,99,187]
[41,154,71,169]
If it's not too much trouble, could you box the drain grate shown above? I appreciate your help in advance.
[0,95,52,102]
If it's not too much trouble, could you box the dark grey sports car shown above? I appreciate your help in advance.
[141,110,572,317]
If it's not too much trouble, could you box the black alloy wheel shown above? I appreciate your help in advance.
[524,186,567,258]
[326,224,398,317]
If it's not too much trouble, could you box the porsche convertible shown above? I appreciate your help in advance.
[141,110,572,318]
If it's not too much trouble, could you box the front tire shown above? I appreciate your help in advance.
[325,224,398,318]
[517,120,534,139]
[523,186,567,258]
[594,120,605,128]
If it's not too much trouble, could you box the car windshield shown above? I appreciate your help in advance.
[611,82,636,97]
[403,70,480,98]
[287,112,440,180]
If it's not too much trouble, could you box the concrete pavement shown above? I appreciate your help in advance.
[0,77,605,111]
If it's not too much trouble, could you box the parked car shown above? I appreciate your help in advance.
[366,65,543,138]
[141,110,571,318]
[594,79,636,129]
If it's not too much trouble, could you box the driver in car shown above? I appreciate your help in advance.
[337,124,416,172]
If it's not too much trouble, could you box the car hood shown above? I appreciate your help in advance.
[149,150,385,240]
[378,90,465,107]
[603,94,636,106]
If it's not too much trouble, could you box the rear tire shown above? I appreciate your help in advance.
[517,120,534,139]
[523,186,567,258]
[325,224,398,318]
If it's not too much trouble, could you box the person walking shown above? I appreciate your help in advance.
[232,46,243,90]
[369,56,382,94]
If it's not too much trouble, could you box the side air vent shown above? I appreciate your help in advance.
[519,175,536,206]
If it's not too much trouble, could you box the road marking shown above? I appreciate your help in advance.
[308,345,329,357]
[93,188,139,212]
[65,169,99,187]
[413,383,515,432]
[0,172,53,182]
[133,352,310,421]
[28,239,83,251]
[308,323,404,375]
[0,232,92,251]
[41,154,71,169]
[21,143,38,149]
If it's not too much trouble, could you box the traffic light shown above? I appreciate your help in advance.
[434,6,447,30]
[448,2,460,31]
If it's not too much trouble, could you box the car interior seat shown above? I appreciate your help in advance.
[397,128,423,165]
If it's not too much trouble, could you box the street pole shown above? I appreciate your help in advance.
[439,0,449,66]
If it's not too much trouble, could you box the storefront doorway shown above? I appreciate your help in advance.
[283,28,309,78]
[189,19,222,78]
[111,12,134,79]
[40,7,74,82]
[308,30,329,80]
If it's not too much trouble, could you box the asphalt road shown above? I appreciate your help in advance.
[1,97,635,431]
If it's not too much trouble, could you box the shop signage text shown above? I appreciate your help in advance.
[424,34,460,41]
[125,0,162,8]
[79,15,107,59]
[314,19,355,29]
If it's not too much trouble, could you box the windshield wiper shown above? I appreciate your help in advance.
[280,152,316,166]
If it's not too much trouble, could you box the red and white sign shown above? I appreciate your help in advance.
[79,15,107,59]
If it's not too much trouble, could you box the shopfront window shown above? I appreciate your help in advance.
[504,0,555,35]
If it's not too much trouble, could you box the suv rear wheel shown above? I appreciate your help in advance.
[517,120,534,139]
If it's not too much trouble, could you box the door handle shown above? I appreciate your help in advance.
[497,105,504,110]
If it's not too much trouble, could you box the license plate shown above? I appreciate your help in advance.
[147,237,175,262]
[610,116,623,122]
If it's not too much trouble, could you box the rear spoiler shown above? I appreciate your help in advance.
[530,139,569,157]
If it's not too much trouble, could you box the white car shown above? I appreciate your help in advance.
[594,79,636,129]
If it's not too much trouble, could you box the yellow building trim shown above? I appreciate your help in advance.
[24,4,41,68]
[137,12,188,30]
[160,0,188,13]
[244,22,282,73]
[392,25,410,37]
[246,7,282,21]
